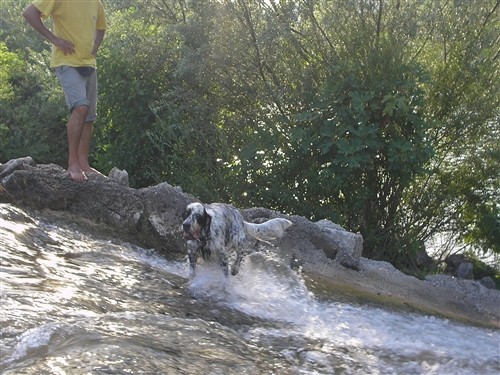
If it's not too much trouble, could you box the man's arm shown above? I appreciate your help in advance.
[91,29,105,57]
[22,4,75,55]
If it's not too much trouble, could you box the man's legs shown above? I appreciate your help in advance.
[67,106,89,182]
[56,66,99,182]
[78,121,96,174]
[79,67,99,174]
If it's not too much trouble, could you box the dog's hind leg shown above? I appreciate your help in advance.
[231,253,244,276]
[231,245,251,276]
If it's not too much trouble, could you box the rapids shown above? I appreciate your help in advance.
[1,204,499,374]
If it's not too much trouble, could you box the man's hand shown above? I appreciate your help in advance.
[52,37,75,55]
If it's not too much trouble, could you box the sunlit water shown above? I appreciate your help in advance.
[1,204,499,374]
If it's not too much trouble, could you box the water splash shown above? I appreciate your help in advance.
[186,252,500,375]
[4,323,61,365]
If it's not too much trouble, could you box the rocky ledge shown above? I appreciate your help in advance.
[1,157,499,329]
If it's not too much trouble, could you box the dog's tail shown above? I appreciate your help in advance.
[243,218,293,245]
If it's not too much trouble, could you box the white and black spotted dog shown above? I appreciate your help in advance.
[182,202,292,277]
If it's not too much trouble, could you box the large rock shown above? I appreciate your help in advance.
[315,219,363,270]
[1,157,499,329]
[457,262,474,280]
[0,159,192,256]
[446,254,468,275]
[445,254,476,280]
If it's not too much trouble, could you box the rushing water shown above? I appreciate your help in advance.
[1,204,499,375]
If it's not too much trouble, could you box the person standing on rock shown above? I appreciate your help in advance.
[22,0,107,182]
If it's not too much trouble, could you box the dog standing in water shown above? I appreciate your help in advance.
[182,202,292,277]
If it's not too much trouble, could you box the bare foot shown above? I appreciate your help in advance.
[68,166,87,182]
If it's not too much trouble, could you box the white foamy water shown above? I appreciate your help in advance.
[188,254,500,374]
[1,204,499,374]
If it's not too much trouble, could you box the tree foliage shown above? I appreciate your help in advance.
[0,0,68,165]
[1,0,498,270]
[403,0,500,259]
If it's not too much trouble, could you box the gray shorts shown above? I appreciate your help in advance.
[54,65,98,122]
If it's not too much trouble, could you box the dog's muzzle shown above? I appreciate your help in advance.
[182,222,199,241]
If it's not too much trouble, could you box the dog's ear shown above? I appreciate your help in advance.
[202,207,212,228]
[182,208,190,220]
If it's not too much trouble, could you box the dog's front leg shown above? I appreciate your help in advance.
[186,240,200,278]
[219,255,229,277]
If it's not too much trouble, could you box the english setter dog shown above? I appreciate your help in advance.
[182,202,292,277]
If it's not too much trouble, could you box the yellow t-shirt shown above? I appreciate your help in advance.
[33,0,106,68]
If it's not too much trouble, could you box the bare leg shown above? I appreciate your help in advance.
[67,105,89,182]
[78,121,101,174]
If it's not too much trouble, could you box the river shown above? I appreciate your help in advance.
[1,203,499,374]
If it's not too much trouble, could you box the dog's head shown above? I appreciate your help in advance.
[182,202,211,241]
